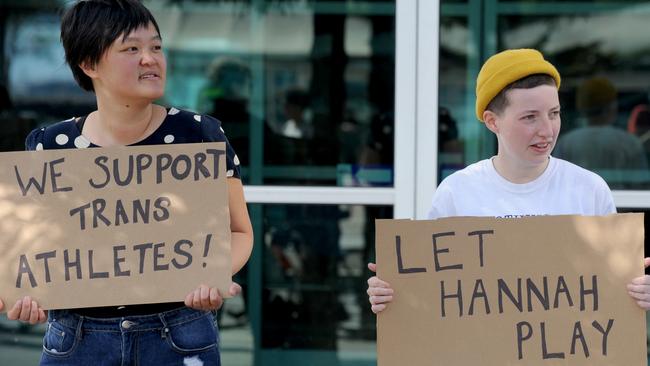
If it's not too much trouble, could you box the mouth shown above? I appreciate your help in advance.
[139,72,160,80]
[530,142,552,151]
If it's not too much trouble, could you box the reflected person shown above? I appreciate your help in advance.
[261,87,343,360]
[198,58,252,165]
[554,77,648,188]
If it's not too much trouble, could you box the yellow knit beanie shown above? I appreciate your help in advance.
[475,49,561,122]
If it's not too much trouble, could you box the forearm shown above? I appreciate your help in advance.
[231,230,253,275]
[227,178,254,276]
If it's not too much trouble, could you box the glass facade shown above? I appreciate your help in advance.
[1,0,649,365]
[147,1,396,187]
[256,203,391,365]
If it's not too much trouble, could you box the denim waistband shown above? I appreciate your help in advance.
[49,306,212,333]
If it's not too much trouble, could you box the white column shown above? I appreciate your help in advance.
[415,0,440,219]
[393,0,419,219]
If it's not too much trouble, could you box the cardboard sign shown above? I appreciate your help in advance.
[0,142,231,310]
[376,214,646,366]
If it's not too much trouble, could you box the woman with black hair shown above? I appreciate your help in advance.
[0,1,253,364]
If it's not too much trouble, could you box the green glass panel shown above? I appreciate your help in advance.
[255,203,392,365]
[150,1,396,187]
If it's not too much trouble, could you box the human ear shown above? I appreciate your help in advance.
[483,110,499,134]
[78,60,98,79]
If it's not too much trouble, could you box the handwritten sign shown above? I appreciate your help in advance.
[0,142,231,310]
[376,214,646,366]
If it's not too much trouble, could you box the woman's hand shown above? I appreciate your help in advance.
[367,263,394,314]
[5,296,47,324]
[627,257,650,310]
[185,282,242,311]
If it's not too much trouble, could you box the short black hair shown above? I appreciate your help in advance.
[486,74,557,116]
[60,0,161,92]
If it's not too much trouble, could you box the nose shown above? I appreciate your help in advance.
[140,50,157,66]
[537,115,555,138]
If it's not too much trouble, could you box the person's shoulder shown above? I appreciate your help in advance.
[429,160,491,219]
[193,111,228,142]
[25,117,81,150]
[551,157,615,214]
[555,127,581,144]
[166,107,200,119]
[552,156,594,174]
[162,106,223,140]
[433,159,493,205]
[606,126,646,147]
[168,107,222,125]
[440,159,491,185]
[552,157,609,186]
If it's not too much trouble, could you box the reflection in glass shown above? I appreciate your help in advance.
[152,2,396,187]
[554,77,649,188]
[1,13,95,152]
[439,16,470,181]
[259,203,392,363]
[0,318,44,364]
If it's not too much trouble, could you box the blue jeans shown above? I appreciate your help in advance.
[40,307,220,366]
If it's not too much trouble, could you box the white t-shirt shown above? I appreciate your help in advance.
[427,156,616,219]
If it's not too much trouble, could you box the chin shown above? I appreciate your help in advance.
[142,89,165,100]
[529,156,550,166]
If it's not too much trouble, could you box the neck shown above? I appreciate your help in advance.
[92,96,158,146]
[492,155,550,184]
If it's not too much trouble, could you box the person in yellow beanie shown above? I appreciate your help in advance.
[367,48,650,314]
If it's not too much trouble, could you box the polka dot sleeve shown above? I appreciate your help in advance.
[25,127,44,151]
[200,114,242,179]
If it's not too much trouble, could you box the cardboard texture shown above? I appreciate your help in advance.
[376,214,646,366]
[0,142,231,310]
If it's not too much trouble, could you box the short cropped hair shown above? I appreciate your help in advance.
[60,0,161,92]
[486,74,557,116]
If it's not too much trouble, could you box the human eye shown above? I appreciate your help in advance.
[122,46,138,52]
[550,110,561,119]
[520,114,536,122]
